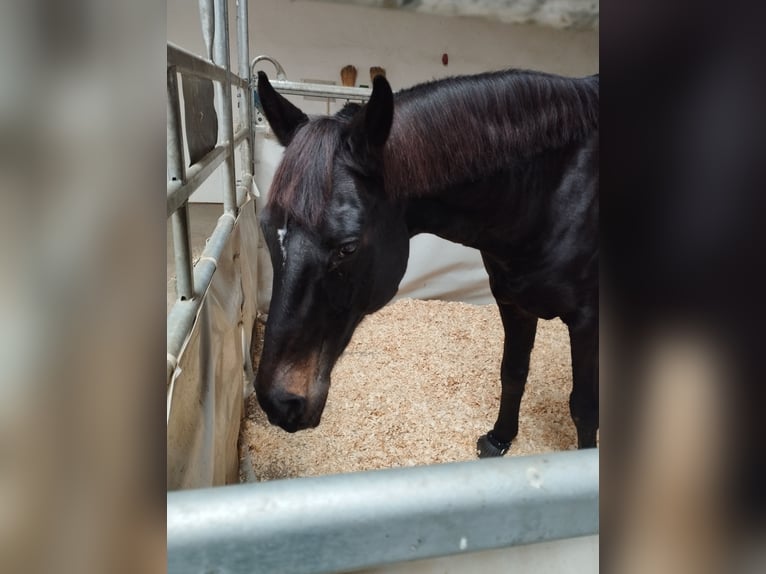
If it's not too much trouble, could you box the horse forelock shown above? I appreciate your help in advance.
[267,117,343,227]
[383,70,599,199]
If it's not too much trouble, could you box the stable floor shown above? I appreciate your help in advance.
[241,298,589,482]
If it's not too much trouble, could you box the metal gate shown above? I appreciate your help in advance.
[166,0,258,488]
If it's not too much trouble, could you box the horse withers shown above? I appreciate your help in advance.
[253,69,598,456]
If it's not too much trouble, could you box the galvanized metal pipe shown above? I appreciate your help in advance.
[166,207,239,377]
[212,0,237,215]
[167,44,248,89]
[236,0,254,178]
[198,0,214,61]
[167,449,599,574]
[167,145,225,218]
[166,67,186,184]
[167,127,249,218]
[167,67,194,300]
[171,205,194,301]
[269,78,372,101]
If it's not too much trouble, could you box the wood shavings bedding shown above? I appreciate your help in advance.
[240,298,578,482]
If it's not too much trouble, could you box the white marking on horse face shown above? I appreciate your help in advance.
[277,226,288,264]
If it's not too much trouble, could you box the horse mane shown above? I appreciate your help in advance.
[266,117,341,227]
[383,69,599,198]
[267,70,598,225]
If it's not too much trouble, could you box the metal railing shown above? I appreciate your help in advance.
[167,449,599,574]
[166,0,254,384]
[250,55,373,118]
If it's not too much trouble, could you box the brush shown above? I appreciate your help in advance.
[340,65,357,87]
[369,66,386,82]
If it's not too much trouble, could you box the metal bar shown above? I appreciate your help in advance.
[236,173,253,209]
[167,209,239,371]
[171,204,194,300]
[167,144,226,218]
[167,449,599,574]
[167,67,186,184]
[167,67,194,300]
[236,1,250,103]
[198,0,214,61]
[167,44,248,89]
[167,127,248,217]
[269,79,372,101]
[212,0,237,215]
[236,0,254,178]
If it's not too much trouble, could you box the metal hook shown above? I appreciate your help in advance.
[250,55,287,82]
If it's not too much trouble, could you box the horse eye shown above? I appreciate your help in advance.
[338,242,358,257]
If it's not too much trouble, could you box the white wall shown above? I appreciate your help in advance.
[167,0,598,89]
[166,0,599,190]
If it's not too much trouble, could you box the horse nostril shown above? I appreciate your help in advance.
[274,391,307,424]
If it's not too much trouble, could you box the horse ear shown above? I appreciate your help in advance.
[350,75,394,158]
[257,71,309,146]
[365,75,394,148]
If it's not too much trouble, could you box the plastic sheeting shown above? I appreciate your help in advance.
[167,198,260,490]
[397,234,493,304]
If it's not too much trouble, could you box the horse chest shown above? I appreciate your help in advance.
[482,251,587,320]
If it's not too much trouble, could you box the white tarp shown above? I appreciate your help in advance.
[167,198,261,490]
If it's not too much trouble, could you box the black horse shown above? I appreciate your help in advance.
[254,68,598,457]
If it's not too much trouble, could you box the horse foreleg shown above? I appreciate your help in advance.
[477,304,538,458]
[567,316,599,449]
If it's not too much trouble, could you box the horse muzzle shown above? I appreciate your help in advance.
[254,355,330,432]
[257,387,326,433]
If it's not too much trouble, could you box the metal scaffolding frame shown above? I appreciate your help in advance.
[166,0,253,383]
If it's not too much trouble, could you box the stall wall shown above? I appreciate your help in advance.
[167,198,261,489]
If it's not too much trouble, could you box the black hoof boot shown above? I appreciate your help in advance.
[476,432,512,458]
[577,432,598,449]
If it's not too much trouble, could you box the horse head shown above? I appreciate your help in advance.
[254,72,409,432]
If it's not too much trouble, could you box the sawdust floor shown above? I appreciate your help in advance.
[240,298,579,482]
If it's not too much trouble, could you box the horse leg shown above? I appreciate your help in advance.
[477,304,538,458]
[567,315,599,448]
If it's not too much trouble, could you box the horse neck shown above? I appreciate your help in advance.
[384,72,598,248]
[399,133,598,252]
[382,72,597,197]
